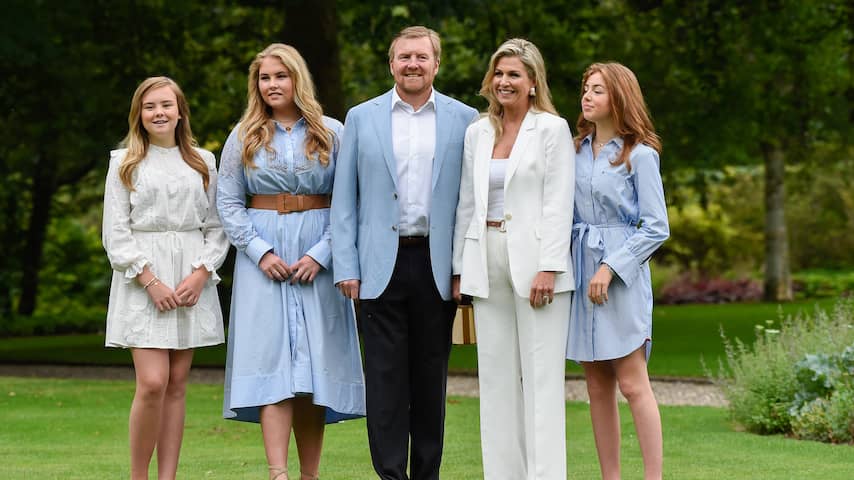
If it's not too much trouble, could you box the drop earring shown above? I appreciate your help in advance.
[529,86,536,97]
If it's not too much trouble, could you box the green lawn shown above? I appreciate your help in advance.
[0,299,837,378]
[1,377,851,479]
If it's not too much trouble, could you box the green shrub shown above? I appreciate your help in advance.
[0,306,106,337]
[792,269,854,300]
[660,166,763,275]
[660,157,854,277]
[790,384,854,443]
[787,345,854,443]
[714,298,854,441]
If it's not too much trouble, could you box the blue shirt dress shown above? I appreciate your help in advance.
[218,117,366,423]
[566,136,670,362]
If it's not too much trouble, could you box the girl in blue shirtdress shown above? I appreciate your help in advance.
[566,63,669,480]
[217,44,365,480]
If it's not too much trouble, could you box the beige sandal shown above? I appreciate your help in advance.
[268,465,288,480]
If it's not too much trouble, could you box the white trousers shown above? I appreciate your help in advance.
[474,228,569,480]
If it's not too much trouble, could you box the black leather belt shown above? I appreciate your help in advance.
[398,236,428,247]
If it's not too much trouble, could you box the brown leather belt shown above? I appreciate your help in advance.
[249,193,331,214]
[399,236,428,247]
[486,220,506,231]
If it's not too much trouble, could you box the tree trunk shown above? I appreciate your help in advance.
[17,154,54,315]
[0,172,17,317]
[762,144,792,301]
[281,0,344,120]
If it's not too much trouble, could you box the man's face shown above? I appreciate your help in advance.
[389,36,439,99]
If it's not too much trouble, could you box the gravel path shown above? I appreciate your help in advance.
[0,364,727,407]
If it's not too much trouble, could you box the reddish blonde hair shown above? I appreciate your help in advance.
[574,62,661,171]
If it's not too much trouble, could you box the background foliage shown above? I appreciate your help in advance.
[0,0,851,320]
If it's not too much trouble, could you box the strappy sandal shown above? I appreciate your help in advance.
[300,473,319,480]
[268,465,289,480]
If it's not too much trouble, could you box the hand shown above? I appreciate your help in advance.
[259,251,292,281]
[175,268,209,307]
[529,271,556,308]
[289,255,322,284]
[452,275,462,304]
[588,264,613,305]
[336,279,360,300]
[146,280,180,313]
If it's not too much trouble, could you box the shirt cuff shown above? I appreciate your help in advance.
[603,248,641,288]
[121,259,150,284]
[246,237,274,265]
[191,260,222,285]
[305,242,332,270]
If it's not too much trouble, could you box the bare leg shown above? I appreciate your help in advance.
[582,360,621,480]
[292,396,325,479]
[261,399,295,479]
[155,349,194,479]
[614,346,663,480]
[129,349,170,480]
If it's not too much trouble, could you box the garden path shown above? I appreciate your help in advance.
[0,364,727,407]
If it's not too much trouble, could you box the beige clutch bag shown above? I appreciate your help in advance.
[452,304,476,345]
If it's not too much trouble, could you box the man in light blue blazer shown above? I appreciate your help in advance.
[331,25,478,480]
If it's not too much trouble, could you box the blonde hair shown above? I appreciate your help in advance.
[480,38,558,141]
[388,25,441,62]
[574,62,661,171]
[118,77,208,190]
[238,43,333,167]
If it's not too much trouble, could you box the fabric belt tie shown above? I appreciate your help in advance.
[250,193,331,214]
[572,221,634,290]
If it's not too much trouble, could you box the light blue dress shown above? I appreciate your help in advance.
[218,117,366,423]
[566,136,670,362]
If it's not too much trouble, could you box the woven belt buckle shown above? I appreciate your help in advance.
[277,194,291,214]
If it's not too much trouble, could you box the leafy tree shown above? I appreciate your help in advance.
[600,0,851,300]
[0,0,287,316]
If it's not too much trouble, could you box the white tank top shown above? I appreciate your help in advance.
[487,158,508,220]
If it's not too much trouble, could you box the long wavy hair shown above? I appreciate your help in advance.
[480,38,558,141]
[119,77,208,190]
[238,43,333,167]
[574,62,661,172]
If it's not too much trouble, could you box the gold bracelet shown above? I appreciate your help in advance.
[143,276,159,289]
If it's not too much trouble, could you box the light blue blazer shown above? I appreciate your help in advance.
[331,89,478,300]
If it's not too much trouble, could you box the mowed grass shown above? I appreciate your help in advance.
[1,377,852,479]
[0,299,837,378]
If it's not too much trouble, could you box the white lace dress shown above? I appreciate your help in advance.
[102,145,229,349]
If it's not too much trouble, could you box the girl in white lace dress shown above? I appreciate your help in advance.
[102,76,229,480]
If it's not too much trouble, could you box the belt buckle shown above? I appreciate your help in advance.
[277,193,289,214]
[487,220,506,232]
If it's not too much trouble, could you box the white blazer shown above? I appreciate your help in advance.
[452,110,575,298]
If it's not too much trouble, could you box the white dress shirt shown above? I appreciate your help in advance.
[391,87,436,236]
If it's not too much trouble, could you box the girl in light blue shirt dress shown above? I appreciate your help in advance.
[567,62,669,480]
[217,44,365,480]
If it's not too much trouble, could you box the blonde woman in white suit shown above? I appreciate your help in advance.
[452,38,575,480]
